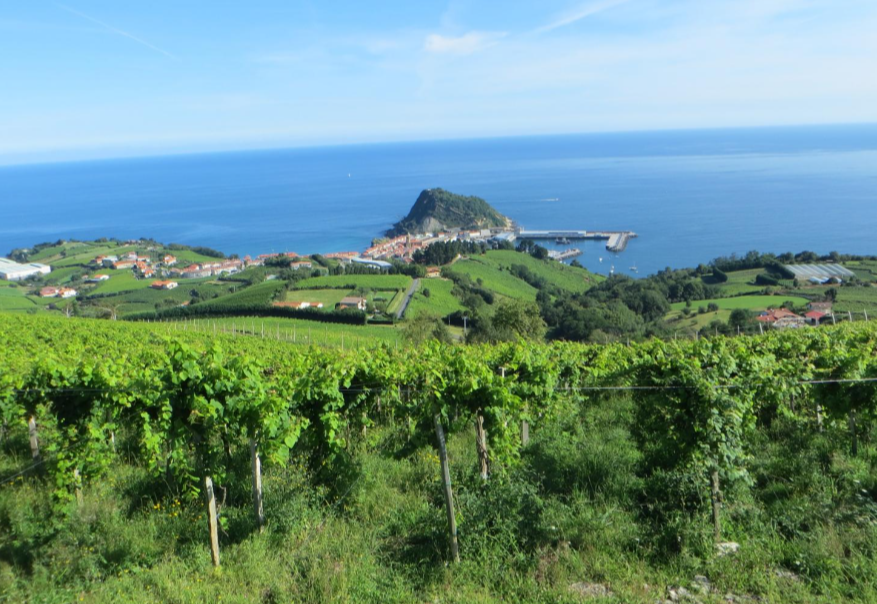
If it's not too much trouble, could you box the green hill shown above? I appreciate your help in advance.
[387,188,510,237]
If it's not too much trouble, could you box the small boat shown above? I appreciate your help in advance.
[610,265,615,275]
[555,237,570,245]
[629,265,638,273]
[599,257,603,263]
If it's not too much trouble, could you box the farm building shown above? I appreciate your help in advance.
[338,296,367,311]
[0,258,52,281]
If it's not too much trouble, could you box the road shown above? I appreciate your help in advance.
[396,278,420,320]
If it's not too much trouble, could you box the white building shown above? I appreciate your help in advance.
[0,258,52,281]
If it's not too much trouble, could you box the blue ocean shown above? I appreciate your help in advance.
[1,124,876,277]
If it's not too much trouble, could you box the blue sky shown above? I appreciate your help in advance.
[1,0,875,164]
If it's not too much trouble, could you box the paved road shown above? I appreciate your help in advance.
[396,278,420,320]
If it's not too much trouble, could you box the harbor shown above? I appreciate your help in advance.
[515,229,638,252]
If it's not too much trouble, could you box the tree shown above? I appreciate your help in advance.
[728,308,751,330]
[404,314,453,346]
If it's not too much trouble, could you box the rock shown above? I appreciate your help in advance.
[691,575,711,594]
[668,586,701,603]
[716,541,740,556]
[774,569,800,582]
[568,582,612,599]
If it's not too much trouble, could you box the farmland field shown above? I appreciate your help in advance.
[298,274,412,291]
[474,250,600,293]
[0,286,37,311]
[406,278,463,318]
[669,295,810,312]
[283,288,349,308]
[185,315,401,347]
[448,258,538,301]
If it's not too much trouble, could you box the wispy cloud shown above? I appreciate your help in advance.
[55,3,177,59]
[534,0,632,34]
[424,31,507,55]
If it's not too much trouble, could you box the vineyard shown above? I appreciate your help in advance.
[1,314,877,602]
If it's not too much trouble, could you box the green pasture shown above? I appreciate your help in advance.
[407,278,464,318]
[476,250,600,293]
[298,274,413,291]
[449,258,538,301]
[670,295,809,312]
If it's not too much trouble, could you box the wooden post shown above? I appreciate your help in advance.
[28,416,40,462]
[261,322,264,338]
[205,476,221,567]
[815,403,824,433]
[710,469,721,543]
[110,430,116,453]
[434,415,460,563]
[73,467,84,505]
[475,410,489,481]
[849,410,858,457]
[250,439,265,531]
[848,310,853,322]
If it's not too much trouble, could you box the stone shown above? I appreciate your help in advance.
[569,582,612,599]
[774,569,800,582]
[692,575,712,594]
[716,541,740,556]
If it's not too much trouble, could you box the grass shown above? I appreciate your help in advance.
[669,295,810,312]
[407,278,463,318]
[298,274,413,291]
[449,258,539,301]
[475,250,601,293]
[2,389,875,602]
[89,270,153,295]
[284,288,351,308]
[184,315,401,347]
[0,285,37,311]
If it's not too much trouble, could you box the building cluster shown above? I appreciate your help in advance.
[757,301,834,328]
[360,228,508,263]
[39,286,78,299]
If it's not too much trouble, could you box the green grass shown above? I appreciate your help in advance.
[298,274,413,291]
[2,387,875,602]
[669,295,810,312]
[831,285,877,315]
[284,288,351,308]
[89,270,152,295]
[407,278,463,318]
[449,258,539,301]
[190,315,401,347]
[475,250,601,293]
[0,285,37,311]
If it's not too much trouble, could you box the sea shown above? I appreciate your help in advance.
[1,124,876,278]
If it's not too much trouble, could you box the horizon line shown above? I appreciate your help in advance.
[1,120,875,170]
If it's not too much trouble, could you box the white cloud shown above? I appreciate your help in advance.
[423,31,506,55]
[534,0,633,34]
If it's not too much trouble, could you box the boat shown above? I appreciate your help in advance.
[555,237,570,245]
[599,257,603,263]
[609,265,615,275]
[629,265,638,273]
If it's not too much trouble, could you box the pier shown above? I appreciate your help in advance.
[548,248,582,261]
[516,229,638,252]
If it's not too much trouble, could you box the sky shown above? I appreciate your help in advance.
[1,0,876,164]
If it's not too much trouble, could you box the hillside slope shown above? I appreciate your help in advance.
[387,188,510,236]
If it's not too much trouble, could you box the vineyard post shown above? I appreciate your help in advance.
[249,439,265,531]
[73,467,84,505]
[261,322,264,339]
[433,415,460,563]
[849,409,858,457]
[710,469,721,542]
[815,403,824,432]
[865,309,869,322]
[848,311,853,322]
[475,409,488,481]
[294,325,296,343]
[205,476,221,567]
[28,416,40,462]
